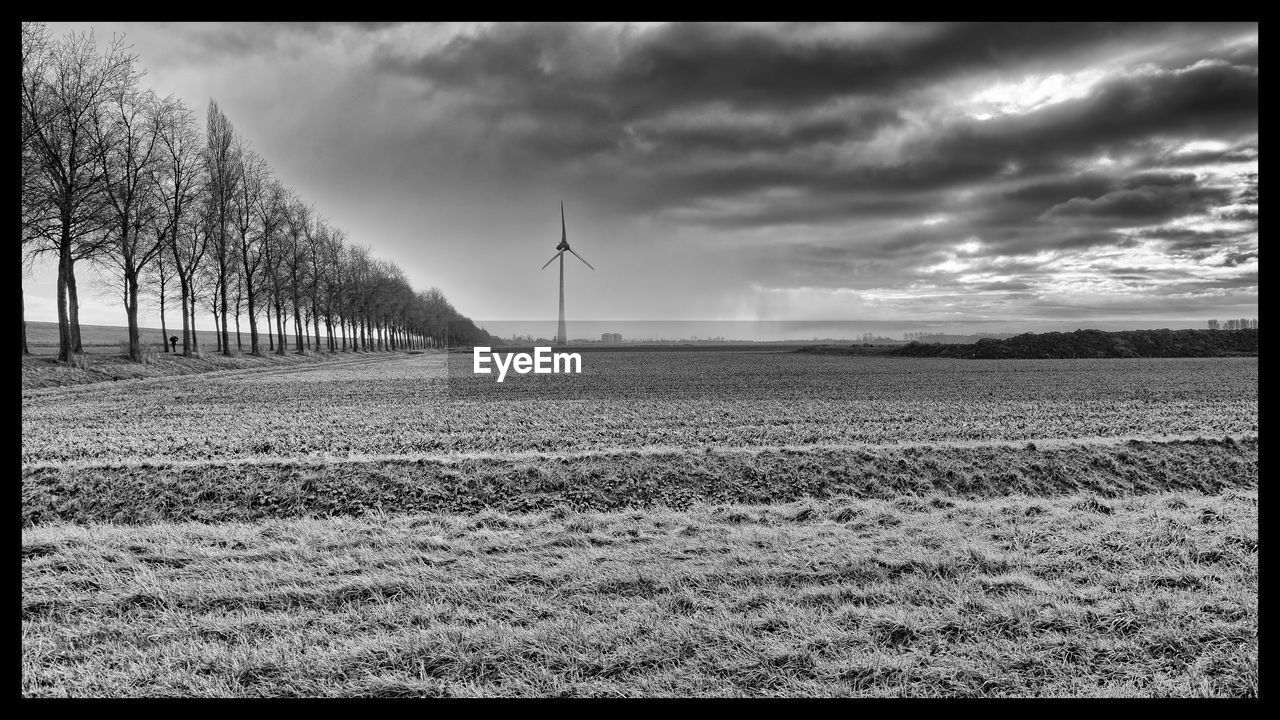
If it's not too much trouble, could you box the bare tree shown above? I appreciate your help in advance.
[254,179,289,355]
[22,28,138,361]
[92,79,166,361]
[205,99,240,356]
[21,22,54,355]
[345,244,372,350]
[321,227,348,352]
[155,97,204,356]
[233,139,268,355]
[282,197,313,353]
[303,215,330,352]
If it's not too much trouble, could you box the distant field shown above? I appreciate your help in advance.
[21,321,397,391]
[26,320,233,355]
[21,350,1258,697]
[25,320,366,356]
[23,353,1257,464]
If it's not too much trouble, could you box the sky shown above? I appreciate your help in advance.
[27,21,1258,336]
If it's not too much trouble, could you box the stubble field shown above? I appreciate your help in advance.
[21,349,1259,697]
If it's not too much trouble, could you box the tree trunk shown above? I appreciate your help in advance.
[276,296,286,356]
[219,261,231,356]
[126,272,142,362]
[293,298,304,354]
[67,262,83,353]
[248,290,260,356]
[189,285,200,354]
[159,277,169,353]
[266,302,273,352]
[313,303,322,353]
[179,275,191,356]
[56,242,72,362]
[21,275,29,355]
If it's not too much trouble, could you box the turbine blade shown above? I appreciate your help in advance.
[541,250,565,270]
[569,247,595,270]
[561,201,567,245]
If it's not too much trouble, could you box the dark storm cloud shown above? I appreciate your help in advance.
[1218,207,1258,221]
[380,22,1237,116]
[633,106,903,156]
[600,22,1134,111]
[994,231,1135,254]
[1003,174,1117,207]
[667,192,935,230]
[973,281,1035,292]
[905,60,1257,185]
[626,57,1254,236]
[1041,181,1234,224]
[1132,227,1254,253]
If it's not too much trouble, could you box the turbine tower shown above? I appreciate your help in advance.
[541,202,595,345]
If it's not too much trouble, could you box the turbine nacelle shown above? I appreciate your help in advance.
[541,201,594,271]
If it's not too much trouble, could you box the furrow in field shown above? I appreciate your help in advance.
[22,437,1257,526]
[18,433,1256,472]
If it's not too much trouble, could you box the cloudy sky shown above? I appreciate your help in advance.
[29,21,1257,333]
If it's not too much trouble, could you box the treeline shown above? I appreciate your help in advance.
[1208,319,1258,330]
[892,329,1259,359]
[20,23,490,363]
[900,332,1017,342]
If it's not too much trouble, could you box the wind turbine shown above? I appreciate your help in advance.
[541,202,594,345]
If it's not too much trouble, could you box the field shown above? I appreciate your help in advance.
[26,320,232,355]
[21,349,1259,697]
[21,320,372,391]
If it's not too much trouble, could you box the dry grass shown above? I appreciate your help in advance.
[22,491,1257,698]
[21,438,1257,527]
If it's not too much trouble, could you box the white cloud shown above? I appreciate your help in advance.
[968,69,1106,120]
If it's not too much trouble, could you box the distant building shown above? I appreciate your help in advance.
[601,332,623,344]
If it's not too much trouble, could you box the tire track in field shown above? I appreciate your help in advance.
[20,433,1257,473]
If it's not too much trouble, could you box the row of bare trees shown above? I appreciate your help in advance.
[21,23,485,362]
[1207,319,1258,330]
